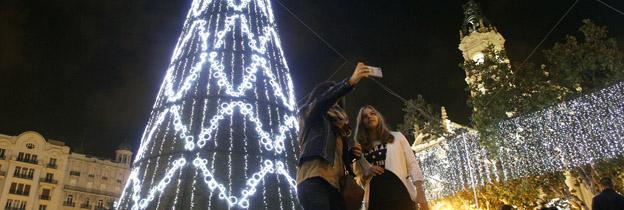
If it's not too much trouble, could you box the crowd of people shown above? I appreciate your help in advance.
[294,63,624,210]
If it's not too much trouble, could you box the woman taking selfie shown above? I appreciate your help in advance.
[296,63,371,210]
[353,105,428,210]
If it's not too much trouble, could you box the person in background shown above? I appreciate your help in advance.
[499,204,514,210]
[592,177,624,210]
[353,105,428,210]
[296,63,370,210]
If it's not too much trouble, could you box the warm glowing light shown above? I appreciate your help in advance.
[416,82,624,199]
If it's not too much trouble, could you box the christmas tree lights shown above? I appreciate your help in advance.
[415,82,624,199]
[116,0,300,209]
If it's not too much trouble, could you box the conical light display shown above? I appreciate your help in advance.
[116,0,300,209]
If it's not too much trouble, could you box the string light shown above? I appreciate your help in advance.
[117,0,300,209]
[414,82,624,200]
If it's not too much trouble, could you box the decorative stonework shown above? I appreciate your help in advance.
[458,30,506,62]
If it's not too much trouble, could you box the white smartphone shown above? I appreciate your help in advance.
[366,66,383,78]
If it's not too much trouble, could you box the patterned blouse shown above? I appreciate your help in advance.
[364,143,387,168]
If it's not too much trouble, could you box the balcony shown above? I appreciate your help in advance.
[40,194,51,200]
[15,157,38,165]
[13,173,33,180]
[64,185,120,198]
[63,201,76,207]
[8,190,29,196]
[39,178,58,184]
[80,203,93,209]
[46,163,58,169]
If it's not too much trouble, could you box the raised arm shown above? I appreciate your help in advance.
[303,62,371,118]
[303,79,353,119]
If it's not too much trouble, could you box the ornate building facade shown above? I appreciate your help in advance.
[0,131,131,210]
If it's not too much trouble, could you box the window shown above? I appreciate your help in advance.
[63,195,75,206]
[14,166,33,179]
[0,148,6,158]
[102,176,108,180]
[6,199,27,210]
[69,171,80,176]
[28,169,34,178]
[9,183,30,196]
[16,183,24,194]
[41,188,51,200]
[48,158,57,168]
[97,200,103,208]
[39,205,47,210]
[17,152,37,164]
[21,168,28,178]
[45,173,54,180]
[9,183,17,194]
[14,166,21,176]
[23,185,30,196]
[26,143,34,149]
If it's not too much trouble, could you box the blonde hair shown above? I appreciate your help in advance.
[354,105,394,151]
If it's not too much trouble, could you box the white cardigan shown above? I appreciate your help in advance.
[353,131,424,209]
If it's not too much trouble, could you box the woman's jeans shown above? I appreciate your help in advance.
[297,177,345,210]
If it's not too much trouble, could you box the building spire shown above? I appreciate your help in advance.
[461,0,492,36]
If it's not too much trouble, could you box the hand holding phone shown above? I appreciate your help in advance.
[366,66,383,78]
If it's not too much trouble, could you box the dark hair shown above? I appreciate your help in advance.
[298,81,344,145]
[302,81,335,108]
[354,105,394,151]
[600,177,614,189]
[299,80,346,117]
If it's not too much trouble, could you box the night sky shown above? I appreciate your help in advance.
[2,0,623,158]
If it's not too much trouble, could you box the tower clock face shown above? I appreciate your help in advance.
[472,52,485,63]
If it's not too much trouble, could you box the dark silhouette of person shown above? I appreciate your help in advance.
[499,204,514,210]
[592,177,624,210]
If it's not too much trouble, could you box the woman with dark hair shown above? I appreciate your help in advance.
[353,105,428,210]
[296,62,370,210]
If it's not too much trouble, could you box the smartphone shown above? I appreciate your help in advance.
[366,66,383,78]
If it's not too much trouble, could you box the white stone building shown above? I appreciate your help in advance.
[0,131,132,210]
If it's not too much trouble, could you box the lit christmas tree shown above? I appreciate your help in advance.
[116,0,300,209]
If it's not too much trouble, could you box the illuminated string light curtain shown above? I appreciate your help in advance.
[416,82,624,199]
[116,0,300,209]
[494,81,624,179]
[416,131,493,199]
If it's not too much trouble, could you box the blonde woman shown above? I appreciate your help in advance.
[353,105,428,210]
